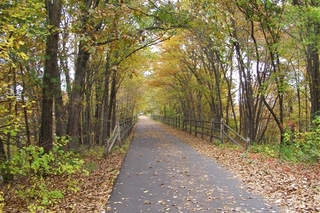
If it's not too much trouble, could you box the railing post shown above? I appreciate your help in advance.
[175,116,178,128]
[246,137,250,150]
[220,118,224,143]
[183,119,186,131]
[210,118,213,142]
[175,116,177,128]
[117,121,121,145]
[201,120,204,139]
[194,120,197,136]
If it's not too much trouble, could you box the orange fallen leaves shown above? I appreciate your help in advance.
[159,123,320,213]
[2,147,127,213]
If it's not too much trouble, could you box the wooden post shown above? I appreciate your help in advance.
[246,137,250,150]
[210,118,213,142]
[194,120,197,136]
[117,121,121,146]
[220,118,224,143]
[201,120,204,139]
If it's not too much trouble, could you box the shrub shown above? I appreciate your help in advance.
[16,177,64,212]
[4,137,84,177]
[281,116,320,163]
[0,192,4,212]
[1,136,86,211]
[249,143,278,158]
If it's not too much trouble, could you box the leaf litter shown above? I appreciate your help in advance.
[2,144,127,213]
[159,123,320,213]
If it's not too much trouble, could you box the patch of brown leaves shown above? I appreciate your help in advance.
[50,150,126,213]
[2,147,127,213]
[159,123,320,213]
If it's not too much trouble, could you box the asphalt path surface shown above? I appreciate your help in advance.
[106,116,280,213]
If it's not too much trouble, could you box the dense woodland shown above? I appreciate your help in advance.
[0,0,320,211]
[146,0,320,152]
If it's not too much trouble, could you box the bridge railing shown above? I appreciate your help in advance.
[105,115,138,155]
[151,115,250,150]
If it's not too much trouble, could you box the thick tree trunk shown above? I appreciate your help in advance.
[55,73,66,137]
[102,56,111,144]
[292,0,320,122]
[67,46,90,149]
[94,93,103,145]
[307,45,320,119]
[39,0,62,153]
[66,0,102,148]
[234,40,259,142]
[106,72,117,137]
[82,72,93,146]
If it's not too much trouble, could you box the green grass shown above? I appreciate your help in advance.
[249,141,320,164]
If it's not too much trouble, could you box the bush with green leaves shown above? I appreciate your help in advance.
[1,136,87,211]
[4,136,84,177]
[279,117,320,163]
[288,116,320,163]
[0,192,4,212]
[16,176,64,212]
[249,143,277,158]
[250,117,320,163]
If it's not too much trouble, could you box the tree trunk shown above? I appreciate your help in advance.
[94,91,103,145]
[82,71,93,146]
[39,0,62,153]
[292,0,320,122]
[106,71,117,137]
[0,137,12,183]
[102,55,111,145]
[67,46,90,149]
[55,71,66,136]
[66,0,102,148]
[19,65,31,145]
[307,44,320,119]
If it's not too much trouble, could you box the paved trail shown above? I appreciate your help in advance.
[106,116,280,213]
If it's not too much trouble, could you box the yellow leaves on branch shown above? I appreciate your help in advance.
[0,0,46,63]
[0,36,29,63]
